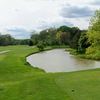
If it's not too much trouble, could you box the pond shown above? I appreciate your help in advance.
[27,49,100,72]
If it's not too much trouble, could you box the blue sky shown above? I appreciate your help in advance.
[0,0,100,39]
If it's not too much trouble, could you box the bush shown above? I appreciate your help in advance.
[37,42,45,51]
[86,46,100,60]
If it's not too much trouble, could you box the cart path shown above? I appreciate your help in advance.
[0,50,11,54]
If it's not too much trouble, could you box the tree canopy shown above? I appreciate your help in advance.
[31,26,82,49]
[87,10,100,46]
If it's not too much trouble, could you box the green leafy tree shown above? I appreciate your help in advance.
[28,40,33,46]
[78,32,90,53]
[31,34,39,45]
[87,10,100,46]
[56,31,62,45]
[86,10,100,59]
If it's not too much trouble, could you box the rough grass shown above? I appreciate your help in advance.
[0,45,100,100]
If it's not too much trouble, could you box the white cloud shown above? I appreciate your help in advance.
[0,0,99,38]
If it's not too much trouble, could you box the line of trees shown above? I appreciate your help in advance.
[0,34,30,46]
[0,24,94,54]
[31,26,85,50]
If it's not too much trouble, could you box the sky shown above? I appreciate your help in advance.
[0,0,100,39]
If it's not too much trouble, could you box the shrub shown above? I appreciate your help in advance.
[37,42,45,51]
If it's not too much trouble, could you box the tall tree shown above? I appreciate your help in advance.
[87,10,100,46]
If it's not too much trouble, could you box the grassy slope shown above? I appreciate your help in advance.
[0,46,100,100]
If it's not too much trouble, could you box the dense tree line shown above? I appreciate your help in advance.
[0,34,14,46]
[0,23,94,54]
[0,34,30,46]
[31,26,84,49]
[14,39,30,45]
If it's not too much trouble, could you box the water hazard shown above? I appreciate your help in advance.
[27,49,100,72]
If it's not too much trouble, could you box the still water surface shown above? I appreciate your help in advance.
[27,49,100,72]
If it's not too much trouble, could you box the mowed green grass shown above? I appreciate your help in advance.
[0,45,100,100]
